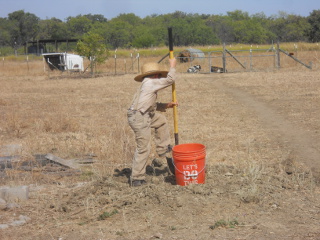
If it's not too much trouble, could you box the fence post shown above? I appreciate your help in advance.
[14,42,17,56]
[249,49,253,71]
[26,55,29,72]
[90,56,94,77]
[276,41,280,69]
[114,54,117,75]
[208,52,212,73]
[37,40,39,56]
[43,56,46,73]
[294,43,298,59]
[223,43,226,73]
[137,53,140,73]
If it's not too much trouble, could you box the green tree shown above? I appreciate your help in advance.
[1,8,318,52]
[0,17,11,46]
[141,15,167,46]
[66,15,92,38]
[104,19,132,48]
[83,14,108,23]
[7,10,40,47]
[268,12,309,42]
[132,25,155,48]
[187,17,219,45]
[116,13,141,26]
[251,12,276,42]
[285,15,309,42]
[307,10,320,42]
[225,10,271,44]
[232,19,269,43]
[207,15,235,43]
[76,31,109,75]
[37,18,69,39]
[227,10,250,21]
[163,12,219,46]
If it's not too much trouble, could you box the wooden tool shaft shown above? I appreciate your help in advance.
[168,27,179,145]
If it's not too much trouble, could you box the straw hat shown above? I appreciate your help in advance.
[134,62,168,82]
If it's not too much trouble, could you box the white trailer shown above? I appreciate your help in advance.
[42,53,84,72]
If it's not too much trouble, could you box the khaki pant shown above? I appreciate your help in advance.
[128,110,171,181]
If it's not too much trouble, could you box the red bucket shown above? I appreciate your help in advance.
[172,143,206,186]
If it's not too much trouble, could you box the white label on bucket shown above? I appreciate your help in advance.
[183,164,198,171]
[180,163,201,185]
[184,170,198,179]
[184,179,198,185]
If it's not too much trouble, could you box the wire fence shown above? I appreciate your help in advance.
[176,43,315,74]
[0,43,318,76]
[180,48,277,73]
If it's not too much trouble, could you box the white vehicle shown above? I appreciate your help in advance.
[42,53,84,72]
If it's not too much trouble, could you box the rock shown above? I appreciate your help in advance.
[0,144,22,156]
[0,198,6,210]
[151,177,160,184]
[282,157,294,175]
[0,185,29,202]
[153,232,163,239]
[0,224,9,229]
[6,203,20,209]
[19,215,31,222]
[10,220,26,227]
[9,215,31,227]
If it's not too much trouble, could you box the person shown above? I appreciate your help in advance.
[127,58,178,187]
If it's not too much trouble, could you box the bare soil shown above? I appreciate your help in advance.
[1,67,320,240]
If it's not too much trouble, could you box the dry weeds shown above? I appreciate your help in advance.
[0,51,320,239]
[0,52,319,183]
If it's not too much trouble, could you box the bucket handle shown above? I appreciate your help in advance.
[171,158,206,177]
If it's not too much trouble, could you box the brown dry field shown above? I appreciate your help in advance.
[0,51,320,240]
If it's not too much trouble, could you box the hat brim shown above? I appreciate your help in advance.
[134,70,169,82]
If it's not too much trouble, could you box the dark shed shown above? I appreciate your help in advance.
[177,48,205,63]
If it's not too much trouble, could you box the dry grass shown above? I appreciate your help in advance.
[0,50,319,187]
[1,48,320,240]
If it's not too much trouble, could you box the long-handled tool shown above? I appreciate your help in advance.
[168,27,179,146]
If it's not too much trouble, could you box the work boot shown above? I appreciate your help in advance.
[158,145,175,175]
[131,180,147,187]
[166,157,175,176]
[152,158,164,168]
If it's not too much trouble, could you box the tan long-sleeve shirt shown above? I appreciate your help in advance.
[129,67,176,114]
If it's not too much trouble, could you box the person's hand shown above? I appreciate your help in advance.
[166,102,178,108]
[169,58,176,68]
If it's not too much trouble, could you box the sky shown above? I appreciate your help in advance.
[0,0,319,20]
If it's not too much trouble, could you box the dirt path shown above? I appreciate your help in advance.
[212,77,320,182]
